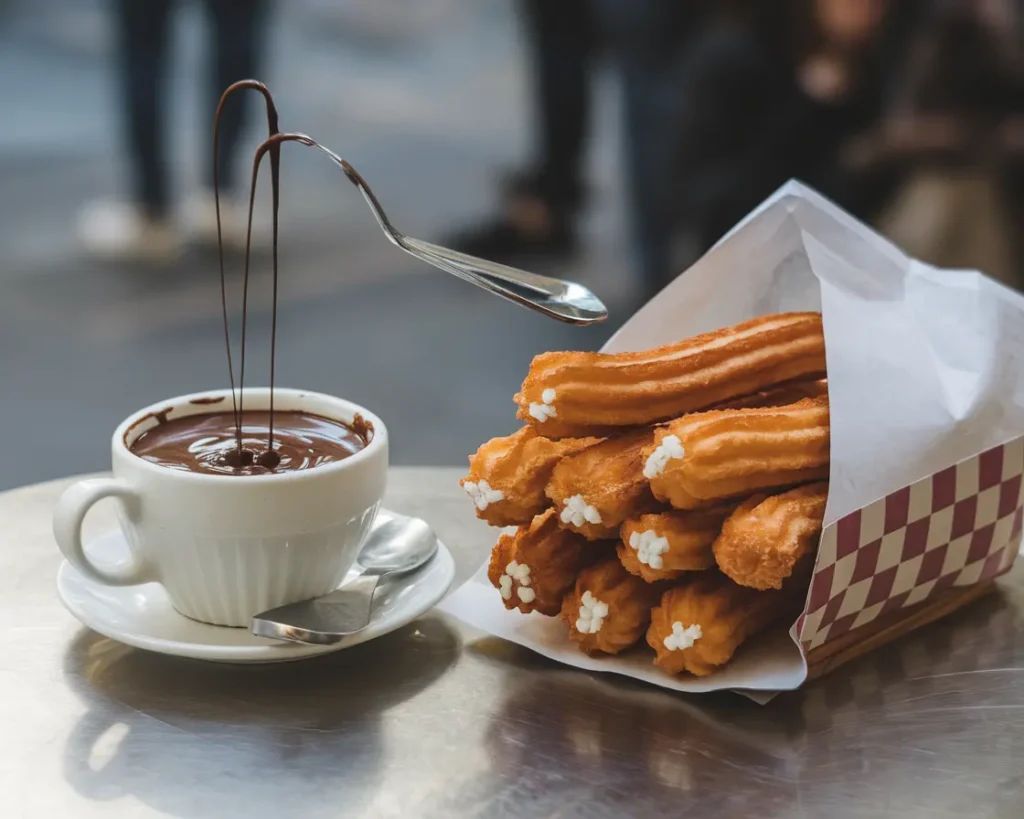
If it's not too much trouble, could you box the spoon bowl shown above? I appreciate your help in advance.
[358,511,437,575]
[250,510,439,645]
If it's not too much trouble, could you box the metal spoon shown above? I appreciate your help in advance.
[250,510,438,645]
[287,136,607,325]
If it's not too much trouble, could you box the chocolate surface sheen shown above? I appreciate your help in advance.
[130,410,370,476]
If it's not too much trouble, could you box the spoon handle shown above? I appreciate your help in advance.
[316,572,381,632]
[249,572,383,644]
[325,571,381,600]
[315,145,607,325]
[402,238,607,325]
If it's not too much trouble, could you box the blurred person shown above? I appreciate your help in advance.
[670,0,921,255]
[77,0,270,262]
[449,0,705,295]
[856,0,1024,289]
[451,0,594,264]
[595,0,707,294]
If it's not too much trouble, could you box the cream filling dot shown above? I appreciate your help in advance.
[528,388,557,423]
[629,530,669,570]
[464,479,504,511]
[663,621,702,651]
[576,590,609,634]
[561,494,602,528]
[499,561,535,604]
[643,434,685,479]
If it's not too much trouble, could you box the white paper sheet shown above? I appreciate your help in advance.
[441,180,1024,694]
[603,180,1024,528]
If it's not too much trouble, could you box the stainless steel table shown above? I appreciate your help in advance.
[2,468,1022,818]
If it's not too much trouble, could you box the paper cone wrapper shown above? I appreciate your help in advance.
[440,180,1024,694]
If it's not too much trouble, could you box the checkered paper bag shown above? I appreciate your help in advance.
[441,181,1024,695]
[799,438,1024,650]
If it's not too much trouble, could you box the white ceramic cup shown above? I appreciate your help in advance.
[53,388,388,627]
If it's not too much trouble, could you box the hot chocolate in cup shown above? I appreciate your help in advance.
[53,388,389,627]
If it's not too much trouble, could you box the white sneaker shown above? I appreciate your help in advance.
[182,190,256,252]
[77,200,182,263]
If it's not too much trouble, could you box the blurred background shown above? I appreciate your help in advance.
[2,0,1024,489]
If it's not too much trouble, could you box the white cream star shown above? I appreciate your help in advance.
[575,591,609,634]
[560,494,602,528]
[643,434,685,479]
[528,388,558,423]
[506,561,531,585]
[499,561,536,604]
[463,479,504,511]
[663,621,702,651]
[629,530,669,569]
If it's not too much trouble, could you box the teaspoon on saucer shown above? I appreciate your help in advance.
[250,510,438,645]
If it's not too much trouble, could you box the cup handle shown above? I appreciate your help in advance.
[53,478,156,586]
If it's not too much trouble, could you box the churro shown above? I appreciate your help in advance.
[713,378,827,410]
[462,427,601,527]
[647,573,799,676]
[546,429,658,540]
[487,509,605,615]
[562,559,665,655]
[617,508,733,583]
[713,483,828,590]
[643,397,830,509]
[515,313,826,438]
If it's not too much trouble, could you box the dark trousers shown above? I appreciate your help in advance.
[520,0,594,213]
[114,0,268,218]
[596,0,700,287]
[520,0,697,288]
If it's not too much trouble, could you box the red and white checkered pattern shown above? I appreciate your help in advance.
[798,436,1024,650]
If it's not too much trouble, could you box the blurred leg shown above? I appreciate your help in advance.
[445,0,594,260]
[595,0,700,291]
[203,0,270,194]
[522,0,593,212]
[115,0,175,218]
[999,164,1024,290]
[669,24,792,252]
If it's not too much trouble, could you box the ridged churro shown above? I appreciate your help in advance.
[487,509,605,616]
[643,397,830,510]
[515,313,826,438]
[713,378,828,411]
[562,559,665,655]
[546,429,658,540]
[713,483,828,590]
[647,573,800,676]
[462,427,601,526]
[617,508,733,583]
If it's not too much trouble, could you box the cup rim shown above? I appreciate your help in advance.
[113,387,388,483]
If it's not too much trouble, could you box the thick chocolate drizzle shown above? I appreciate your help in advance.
[213,80,282,470]
[212,84,360,475]
[238,133,318,471]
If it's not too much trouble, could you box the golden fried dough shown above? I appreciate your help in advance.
[713,483,828,590]
[487,509,603,615]
[562,559,665,655]
[647,573,800,676]
[643,397,830,509]
[617,508,733,583]
[515,313,826,438]
[545,429,659,540]
[713,378,828,410]
[462,427,601,526]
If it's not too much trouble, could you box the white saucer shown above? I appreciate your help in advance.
[57,518,455,664]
